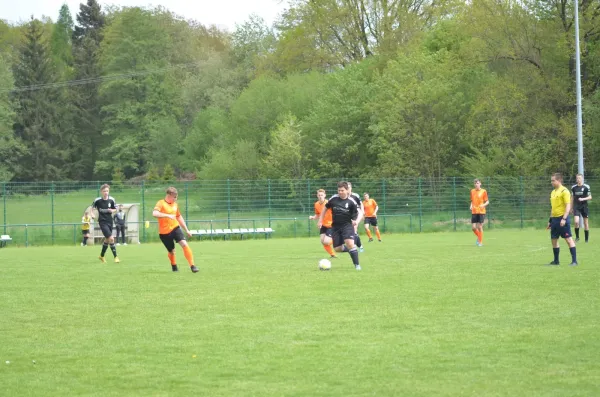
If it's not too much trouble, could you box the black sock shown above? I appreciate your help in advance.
[342,245,349,252]
[101,243,108,257]
[348,247,359,265]
[110,244,117,257]
[355,234,362,248]
[575,228,580,238]
[553,247,559,263]
[83,237,88,245]
[570,246,577,263]
[585,230,589,242]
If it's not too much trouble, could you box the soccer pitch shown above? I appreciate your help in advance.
[1,230,599,396]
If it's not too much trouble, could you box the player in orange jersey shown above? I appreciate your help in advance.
[362,193,381,242]
[470,179,489,246]
[309,189,337,258]
[152,186,198,273]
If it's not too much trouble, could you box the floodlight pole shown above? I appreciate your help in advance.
[574,0,584,176]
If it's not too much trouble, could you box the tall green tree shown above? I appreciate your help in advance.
[0,54,25,181]
[50,4,74,78]
[71,0,106,179]
[12,18,69,181]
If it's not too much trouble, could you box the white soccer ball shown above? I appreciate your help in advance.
[318,259,332,271]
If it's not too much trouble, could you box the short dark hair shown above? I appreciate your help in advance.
[552,173,563,182]
[166,186,178,196]
[474,178,481,184]
[337,181,349,190]
[100,183,110,191]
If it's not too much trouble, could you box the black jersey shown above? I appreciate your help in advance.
[571,184,591,208]
[349,192,363,211]
[92,196,117,224]
[326,195,359,227]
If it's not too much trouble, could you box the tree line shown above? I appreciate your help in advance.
[0,0,599,182]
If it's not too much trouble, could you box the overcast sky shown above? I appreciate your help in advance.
[1,0,287,31]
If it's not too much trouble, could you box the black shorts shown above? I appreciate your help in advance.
[550,217,573,239]
[332,223,356,248]
[364,217,378,226]
[99,223,113,238]
[82,229,90,235]
[319,226,333,237]
[574,207,589,218]
[471,214,485,224]
[159,227,186,251]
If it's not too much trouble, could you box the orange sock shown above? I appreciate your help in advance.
[323,244,335,256]
[366,229,372,239]
[473,229,479,239]
[479,230,483,244]
[183,245,195,267]
[375,230,381,240]
[167,251,176,265]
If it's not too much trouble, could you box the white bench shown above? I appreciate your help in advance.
[189,228,274,240]
[1,234,12,248]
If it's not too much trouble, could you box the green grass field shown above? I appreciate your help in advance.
[1,230,599,396]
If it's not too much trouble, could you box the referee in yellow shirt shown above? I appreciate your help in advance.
[548,173,578,266]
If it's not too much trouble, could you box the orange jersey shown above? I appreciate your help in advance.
[362,199,378,217]
[154,199,181,234]
[314,200,333,228]
[471,188,489,214]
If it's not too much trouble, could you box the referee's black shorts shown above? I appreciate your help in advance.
[550,217,572,239]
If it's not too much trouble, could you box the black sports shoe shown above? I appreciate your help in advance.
[547,261,560,266]
[575,237,580,242]
[368,238,373,242]
[190,265,199,273]
[171,265,179,272]
[569,262,579,266]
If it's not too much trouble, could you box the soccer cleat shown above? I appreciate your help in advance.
[355,264,362,271]
[368,238,373,242]
[114,257,120,263]
[569,262,579,266]
[330,255,338,259]
[359,247,365,253]
[99,256,106,263]
[123,243,128,246]
[172,265,179,272]
[575,238,580,242]
[116,243,121,246]
[378,239,382,242]
[547,261,560,266]
[190,265,199,273]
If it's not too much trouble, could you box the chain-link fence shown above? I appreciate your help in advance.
[0,177,595,246]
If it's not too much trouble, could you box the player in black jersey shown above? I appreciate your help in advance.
[92,184,120,263]
[571,174,592,242]
[318,181,363,270]
[346,182,364,252]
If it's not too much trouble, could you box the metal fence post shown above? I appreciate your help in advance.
[51,182,55,245]
[227,179,231,229]
[487,177,492,229]
[25,224,28,247]
[185,182,189,221]
[382,178,387,232]
[268,179,272,228]
[141,180,146,243]
[418,177,423,232]
[519,176,524,229]
[307,178,311,238]
[3,182,6,234]
[453,177,457,232]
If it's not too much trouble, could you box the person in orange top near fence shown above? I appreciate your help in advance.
[470,179,489,246]
[152,186,198,273]
[362,193,381,242]
[309,189,337,258]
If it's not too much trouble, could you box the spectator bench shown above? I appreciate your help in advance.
[0,234,12,248]
[189,228,274,240]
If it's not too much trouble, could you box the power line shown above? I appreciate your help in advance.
[1,61,202,93]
